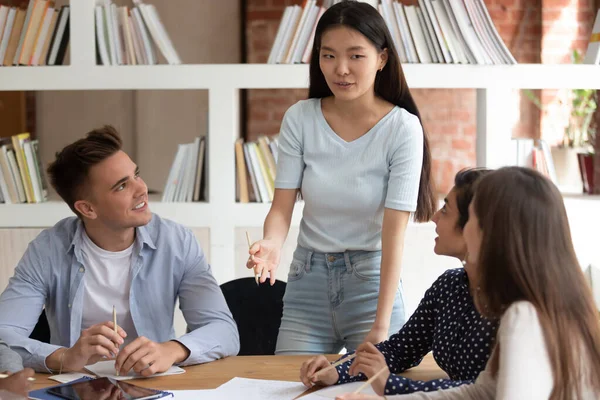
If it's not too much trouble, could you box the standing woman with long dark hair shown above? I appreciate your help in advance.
[247,0,435,354]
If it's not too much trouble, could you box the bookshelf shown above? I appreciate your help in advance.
[1,0,600,287]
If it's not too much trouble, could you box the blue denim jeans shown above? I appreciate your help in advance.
[275,246,406,354]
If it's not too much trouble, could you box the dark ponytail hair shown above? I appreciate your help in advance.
[308,0,436,222]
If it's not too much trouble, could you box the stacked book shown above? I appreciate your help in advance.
[0,133,49,204]
[0,1,70,66]
[162,137,206,203]
[95,0,181,65]
[235,136,278,203]
[268,0,516,65]
[513,138,557,185]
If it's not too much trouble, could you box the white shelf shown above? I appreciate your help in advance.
[0,201,305,228]
[2,64,600,90]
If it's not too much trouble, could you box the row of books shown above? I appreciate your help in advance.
[513,138,557,185]
[269,0,515,65]
[0,1,70,67]
[235,136,279,203]
[0,134,49,204]
[95,0,181,66]
[162,137,206,203]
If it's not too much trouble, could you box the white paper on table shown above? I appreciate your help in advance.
[216,377,309,399]
[85,360,185,381]
[49,372,95,383]
[301,381,377,399]
[169,389,219,399]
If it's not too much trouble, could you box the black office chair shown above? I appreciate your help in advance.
[220,277,286,355]
[29,309,51,344]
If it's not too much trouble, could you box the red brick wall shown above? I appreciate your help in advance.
[243,0,577,194]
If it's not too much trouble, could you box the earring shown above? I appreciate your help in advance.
[462,252,469,266]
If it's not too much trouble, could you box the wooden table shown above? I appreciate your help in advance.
[31,353,448,393]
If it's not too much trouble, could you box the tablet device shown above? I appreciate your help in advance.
[46,377,166,400]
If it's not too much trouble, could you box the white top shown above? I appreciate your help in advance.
[275,98,424,252]
[395,301,596,400]
[80,231,138,347]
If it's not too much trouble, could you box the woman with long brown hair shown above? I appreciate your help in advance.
[337,166,600,399]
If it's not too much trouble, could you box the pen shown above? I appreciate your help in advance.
[353,366,388,394]
[113,305,119,376]
[245,231,260,285]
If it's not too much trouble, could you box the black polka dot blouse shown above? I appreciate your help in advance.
[335,268,499,395]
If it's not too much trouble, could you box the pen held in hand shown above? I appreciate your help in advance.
[113,305,119,376]
[0,373,35,382]
[245,231,260,285]
[352,366,388,394]
[312,353,356,380]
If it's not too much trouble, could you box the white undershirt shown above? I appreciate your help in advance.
[80,231,137,347]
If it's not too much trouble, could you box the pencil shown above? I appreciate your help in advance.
[0,373,35,382]
[113,305,119,376]
[352,366,388,394]
[245,231,260,285]
[312,353,356,379]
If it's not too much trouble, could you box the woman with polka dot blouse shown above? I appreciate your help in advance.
[300,168,499,396]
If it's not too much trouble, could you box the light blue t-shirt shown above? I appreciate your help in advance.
[275,98,424,253]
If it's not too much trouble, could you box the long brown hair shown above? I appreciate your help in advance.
[307,0,435,222]
[473,166,600,399]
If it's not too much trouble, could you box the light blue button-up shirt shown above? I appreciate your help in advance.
[0,215,240,372]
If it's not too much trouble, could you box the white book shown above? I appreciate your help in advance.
[380,0,408,63]
[0,155,10,204]
[246,143,269,203]
[447,0,490,64]
[30,6,54,65]
[6,148,26,203]
[162,144,185,202]
[301,7,325,64]
[185,139,200,202]
[442,0,475,64]
[172,145,189,202]
[276,5,302,64]
[393,3,418,63]
[120,7,136,65]
[0,146,17,203]
[418,0,443,63]
[431,0,462,63]
[285,0,314,64]
[129,15,145,65]
[0,7,16,64]
[584,9,600,64]
[13,0,36,65]
[473,0,516,64]
[137,3,169,64]
[539,139,558,185]
[463,0,503,64]
[0,6,10,48]
[404,5,432,63]
[243,143,261,202]
[110,3,124,64]
[268,6,293,64]
[416,5,438,62]
[148,4,181,64]
[22,141,42,203]
[95,6,110,65]
[47,6,69,66]
[103,0,117,65]
[292,3,319,63]
[132,7,156,64]
[423,0,452,63]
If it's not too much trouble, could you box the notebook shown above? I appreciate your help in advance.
[85,360,185,381]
